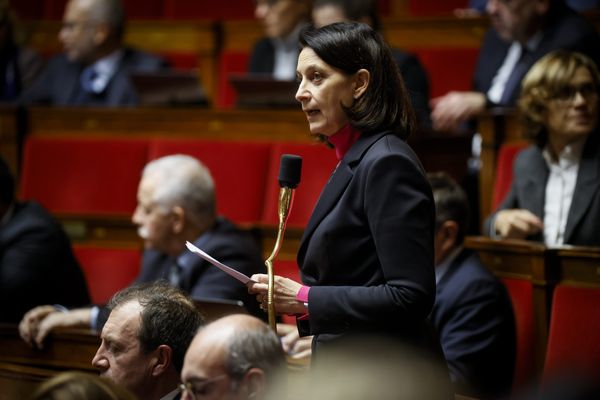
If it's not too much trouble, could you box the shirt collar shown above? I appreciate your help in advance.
[521,31,543,53]
[542,137,586,169]
[86,49,124,93]
[435,245,463,285]
[327,124,362,161]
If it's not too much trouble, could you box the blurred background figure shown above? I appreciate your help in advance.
[0,0,44,101]
[29,371,136,400]
[485,50,600,247]
[180,314,286,400]
[249,0,312,80]
[456,0,600,17]
[428,171,516,400]
[0,156,90,323]
[431,0,600,133]
[311,0,431,129]
[19,0,167,106]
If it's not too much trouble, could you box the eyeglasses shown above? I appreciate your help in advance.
[554,82,598,103]
[179,374,229,399]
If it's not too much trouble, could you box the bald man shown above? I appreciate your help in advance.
[20,0,167,106]
[180,315,286,400]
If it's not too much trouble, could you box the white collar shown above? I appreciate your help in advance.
[86,49,124,93]
[542,137,586,168]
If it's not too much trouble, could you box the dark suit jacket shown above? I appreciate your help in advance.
[296,131,440,355]
[430,249,516,399]
[19,47,167,107]
[0,201,90,322]
[474,4,600,106]
[95,217,265,328]
[485,133,600,246]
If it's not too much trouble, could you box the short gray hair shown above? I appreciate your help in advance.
[143,154,216,228]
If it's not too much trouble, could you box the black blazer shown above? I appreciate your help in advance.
[296,131,439,354]
[431,249,516,399]
[19,47,167,107]
[484,133,600,246]
[474,5,600,106]
[0,201,90,322]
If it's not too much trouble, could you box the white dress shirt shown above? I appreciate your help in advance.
[83,49,124,93]
[272,23,305,81]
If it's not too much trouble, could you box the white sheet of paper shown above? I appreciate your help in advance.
[185,241,255,284]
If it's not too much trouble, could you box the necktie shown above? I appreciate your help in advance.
[499,46,531,106]
[80,67,98,93]
[168,260,183,288]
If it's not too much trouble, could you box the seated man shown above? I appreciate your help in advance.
[19,154,265,348]
[249,0,311,81]
[180,314,285,400]
[428,172,516,399]
[431,0,600,132]
[484,51,600,246]
[0,156,89,323]
[19,0,167,106]
[92,281,204,399]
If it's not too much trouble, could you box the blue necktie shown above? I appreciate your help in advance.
[80,67,98,93]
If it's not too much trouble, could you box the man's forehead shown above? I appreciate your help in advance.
[104,301,143,337]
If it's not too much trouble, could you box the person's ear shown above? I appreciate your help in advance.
[242,368,266,399]
[352,69,370,99]
[151,345,173,377]
[439,220,459,253]
[92,22,110,46]
[171,206,186,234]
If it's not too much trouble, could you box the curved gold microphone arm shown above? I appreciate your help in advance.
[264,187,294,333]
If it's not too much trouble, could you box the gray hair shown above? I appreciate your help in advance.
[143,154,216,229]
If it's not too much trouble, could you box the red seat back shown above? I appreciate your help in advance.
[148,139,272,225]
[73,244,141,304]
[276,259,302,324]
[262,142,338,228]
[216,52,251,109]
[19,136,148,216]
[492,142,528,210]
[501,277,536,392]
[543,285,600,382]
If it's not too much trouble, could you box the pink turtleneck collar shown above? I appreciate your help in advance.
[327,124,361,161]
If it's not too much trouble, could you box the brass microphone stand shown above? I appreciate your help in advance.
[264,187,294,333]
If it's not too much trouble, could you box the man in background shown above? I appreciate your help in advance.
[428,172,516,399]
[20,0,167,106]
[20,155,264,347]
[0,156,89,323]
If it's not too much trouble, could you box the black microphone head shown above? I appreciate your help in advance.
[278,154,302,189]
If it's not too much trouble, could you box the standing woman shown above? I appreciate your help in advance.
[249,22,440,356]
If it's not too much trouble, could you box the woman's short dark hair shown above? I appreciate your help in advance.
[299,22,415,139]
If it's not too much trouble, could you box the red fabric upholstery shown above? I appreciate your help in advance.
[164,0,255,19]
[501,277,536,392]
[543,285,600,381]
[262,142,338,228]
[492,142,528,210]
[411,48,479,99]
[122,0,164,19]
[73,244,141,304]
[148,139,272,225]
[409,0,469,16]
[275,259,302,324]
[216,52,251,109]
[44,0,68,19]
[159,53,199,70]
[19,137,148,216]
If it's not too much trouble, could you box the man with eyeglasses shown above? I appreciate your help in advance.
[180,314,285,400]
[19,0,167,106]
[92,281,204,400]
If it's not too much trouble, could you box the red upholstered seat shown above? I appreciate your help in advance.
[73,244,141,304]
[262,142,338,228]
[411,48,479,99]
[216,52,251,109]
[492,142,529,210]
[148,139,272,225]
[543,285,600,382]
[19,136,148,216]
[501,277,536,393]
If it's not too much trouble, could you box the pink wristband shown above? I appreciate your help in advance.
[296,285,310,303]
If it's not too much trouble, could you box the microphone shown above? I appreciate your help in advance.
[265,154,302,332]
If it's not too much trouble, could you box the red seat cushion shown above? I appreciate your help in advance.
[544,285,600,381]
[148,139,272,225]
[492,142,528,210]
[262,142,338,228]
[501,277,536,392]
[73,244,141,304]
[19,136,148,216]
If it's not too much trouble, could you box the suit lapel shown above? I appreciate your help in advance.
[62,65,83,104]
[297,132,388,262]
[522,149,548,219]
[564,137,600,242]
